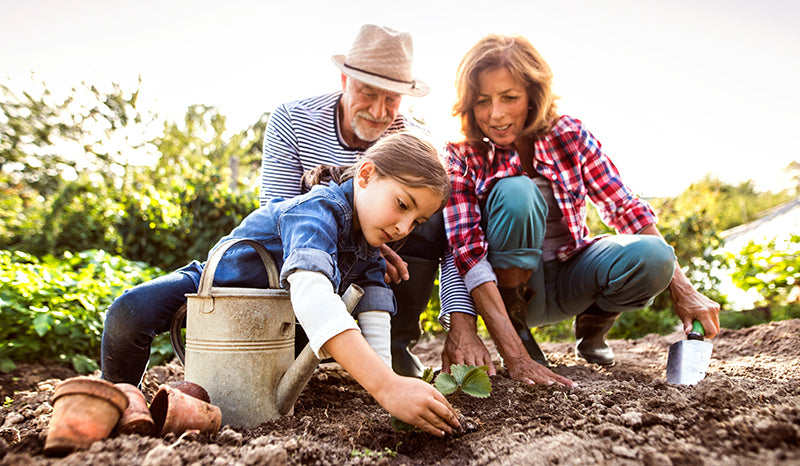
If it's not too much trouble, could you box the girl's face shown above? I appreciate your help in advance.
[473,67,529,149]
[353,162,442,248]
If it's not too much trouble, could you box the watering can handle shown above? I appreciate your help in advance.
[171,238,281,366]
[197,238,281,297]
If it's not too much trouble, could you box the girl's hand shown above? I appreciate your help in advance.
[322,329,459,437]
[373,375,460,437]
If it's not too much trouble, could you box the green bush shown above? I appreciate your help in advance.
[727,234,800,308]
[0,249,162,373]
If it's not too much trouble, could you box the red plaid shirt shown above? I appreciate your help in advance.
[443,115,657,277]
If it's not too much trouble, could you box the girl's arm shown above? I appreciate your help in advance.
[287,270,459,435]
[322,329,460,437]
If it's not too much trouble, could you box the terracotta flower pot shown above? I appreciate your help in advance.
[149,384,221,437]
[113,383,155,436]
[168,381,211,403]
[44,377,129,457]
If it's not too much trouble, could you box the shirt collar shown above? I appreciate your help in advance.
[485,136,557,168]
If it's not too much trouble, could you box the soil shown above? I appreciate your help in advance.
[1,319,799,465]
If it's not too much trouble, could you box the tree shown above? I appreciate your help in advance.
[0,75,157,196]
[149,105,267,193]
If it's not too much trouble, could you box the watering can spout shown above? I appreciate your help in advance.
[276,283,365,416]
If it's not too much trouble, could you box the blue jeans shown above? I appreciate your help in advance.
[484,176,676,327]
[101,264,202,385]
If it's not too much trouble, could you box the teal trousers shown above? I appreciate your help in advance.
[484,176,676,327]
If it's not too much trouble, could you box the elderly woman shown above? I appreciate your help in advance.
[439,34,720,386]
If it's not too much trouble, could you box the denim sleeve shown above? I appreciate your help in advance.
[277,196,343,290]
[281,248,338,290]
[354,285,396,315]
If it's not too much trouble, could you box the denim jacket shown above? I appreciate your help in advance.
[180,178,394,315]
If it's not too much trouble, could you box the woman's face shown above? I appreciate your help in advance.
[473,67,529,149]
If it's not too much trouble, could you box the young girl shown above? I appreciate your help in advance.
[101,132,460,436]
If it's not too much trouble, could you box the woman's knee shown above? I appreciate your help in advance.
[635,236,676,291]
[487,176,547,221]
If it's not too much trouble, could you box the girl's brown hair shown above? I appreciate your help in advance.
[302,132,451,212]
[453,34,560,149]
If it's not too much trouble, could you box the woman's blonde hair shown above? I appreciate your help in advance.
[453,34,559,149]
[302,132,451,212]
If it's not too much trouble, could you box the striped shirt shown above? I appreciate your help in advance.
[439,115,657,323]
[260,91,410,204]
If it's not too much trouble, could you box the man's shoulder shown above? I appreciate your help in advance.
[277,91,341,116]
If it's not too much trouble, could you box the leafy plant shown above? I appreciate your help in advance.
[434,364,492,398]
[0,249,161,373]
[727,234,800,307]
[391,364,491,433]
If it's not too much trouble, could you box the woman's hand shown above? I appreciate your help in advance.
[379,244,409,284]
[468,282,577,387]
[372,375,460,437]
[503,353,576,387]
[638,224,721,338]
[670,276,721,338]
[443,306,577,387]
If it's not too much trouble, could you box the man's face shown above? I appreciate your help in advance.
[340,75,402,146]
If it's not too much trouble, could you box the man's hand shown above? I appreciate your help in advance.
[379,244,409,284]
[442,313,496,375]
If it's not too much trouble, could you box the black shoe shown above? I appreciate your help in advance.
[391,341,425,378]
[574,306,620,366]
[499,285,550,367]
[390,257,440,378]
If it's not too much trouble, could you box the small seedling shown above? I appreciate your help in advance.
[391,364,491,432]
[434,364,492,398]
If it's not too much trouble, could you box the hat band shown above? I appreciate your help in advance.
[343,63,417,87]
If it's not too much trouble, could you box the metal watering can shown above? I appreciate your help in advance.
[170,238,363,428]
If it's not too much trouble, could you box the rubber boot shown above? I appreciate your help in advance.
[390,257,439,378]
[499,285,550,367]
[574,305,621,366]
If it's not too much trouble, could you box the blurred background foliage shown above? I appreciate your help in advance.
[2,78,799,372]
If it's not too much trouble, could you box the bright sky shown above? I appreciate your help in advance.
[2,0,798,197]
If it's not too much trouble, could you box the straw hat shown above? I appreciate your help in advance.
[332,24,429,97]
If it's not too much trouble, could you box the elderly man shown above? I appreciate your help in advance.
[260,24,444,377]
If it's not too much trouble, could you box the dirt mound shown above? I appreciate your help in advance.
[2,319,799,465]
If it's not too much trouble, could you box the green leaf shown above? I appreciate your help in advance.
[32,312,53,337]
[0,357,16,373]
[433,372,459,395]
[71,354,99,374]
[460,366,492,398]
[450,364,472,384]
[421,366,435,384]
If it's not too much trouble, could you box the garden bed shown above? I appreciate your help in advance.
[1,319,799,465]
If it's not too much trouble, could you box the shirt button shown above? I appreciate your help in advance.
[551,175,557,180]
